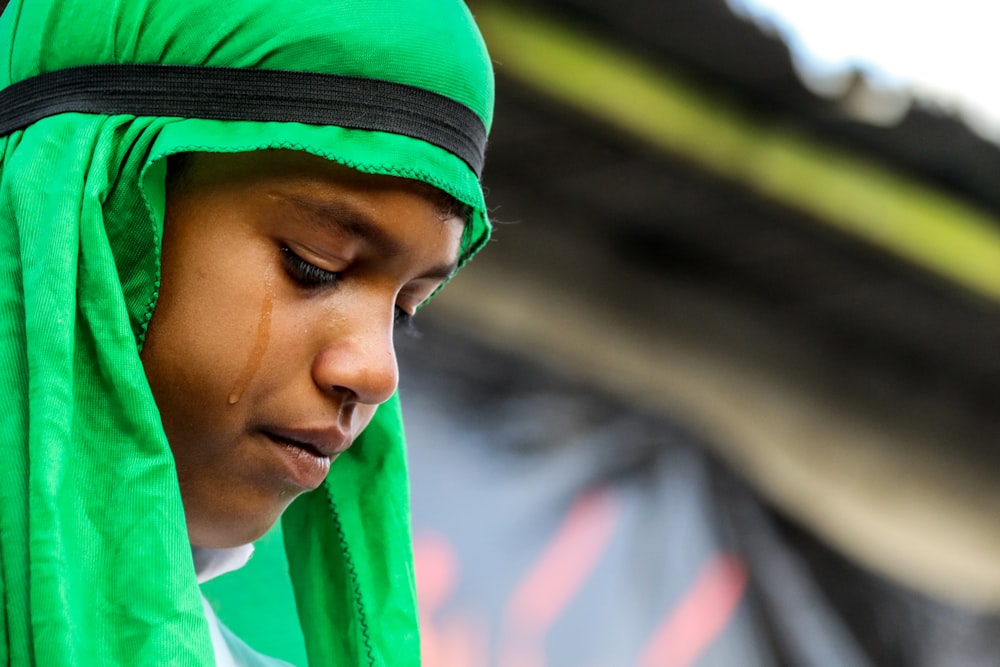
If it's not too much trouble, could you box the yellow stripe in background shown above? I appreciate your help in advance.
[474,2,1000,302]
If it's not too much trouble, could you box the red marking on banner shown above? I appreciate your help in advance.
[438,610,490,667]
[414,532,459,612]
[495,484,621,667]
[505,488,620,632]
[636,554,747,667]
[415,533,474,667]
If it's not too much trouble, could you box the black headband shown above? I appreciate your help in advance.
[0,64,488,177]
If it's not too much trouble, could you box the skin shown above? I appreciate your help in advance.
[141,150,464,548]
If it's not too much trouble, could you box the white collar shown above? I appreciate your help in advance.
[191,543,255,584]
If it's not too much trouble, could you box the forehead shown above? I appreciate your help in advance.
[171,149,462,213]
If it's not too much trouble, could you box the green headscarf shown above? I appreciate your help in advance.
[0,1,493,665]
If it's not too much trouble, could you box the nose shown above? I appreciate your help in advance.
[310,314,399,406]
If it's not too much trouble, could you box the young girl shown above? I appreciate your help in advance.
[0,0,493,665]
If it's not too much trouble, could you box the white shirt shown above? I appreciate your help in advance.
[192,545,298,667]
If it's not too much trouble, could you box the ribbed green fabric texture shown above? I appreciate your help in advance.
[0,1,493,665]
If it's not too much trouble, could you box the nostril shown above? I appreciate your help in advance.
[329,384,356,401]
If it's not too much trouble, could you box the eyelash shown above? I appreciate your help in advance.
[279,245,418,334]
[281,245,340,287]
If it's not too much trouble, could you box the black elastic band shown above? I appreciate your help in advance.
[0,64,487,176]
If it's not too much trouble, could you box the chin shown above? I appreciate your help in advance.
[188,504,290,549]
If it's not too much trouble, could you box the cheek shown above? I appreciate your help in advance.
[145,232,274,400]
[143,285,256,405]
[141,312,235,450]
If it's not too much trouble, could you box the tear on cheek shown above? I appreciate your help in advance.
[228,267,276,405]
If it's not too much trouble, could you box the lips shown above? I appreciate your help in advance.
[267,432,326,459]
[260,425,351,489]
[263,425,352,458]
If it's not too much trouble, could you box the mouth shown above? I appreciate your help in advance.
[263,425,352,458]
[266,432,328,459]
[260,428,346,490]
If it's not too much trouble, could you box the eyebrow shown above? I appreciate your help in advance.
[278,192,459,281]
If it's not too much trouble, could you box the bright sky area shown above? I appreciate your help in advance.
[727,0,1000,141]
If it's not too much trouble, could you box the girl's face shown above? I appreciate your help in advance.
[141,150,464,548]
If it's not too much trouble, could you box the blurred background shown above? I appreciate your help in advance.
[400,1,1000,665]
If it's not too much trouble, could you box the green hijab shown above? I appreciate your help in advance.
[0,1,493,665]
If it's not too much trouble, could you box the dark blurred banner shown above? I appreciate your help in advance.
[401,321,1000,667]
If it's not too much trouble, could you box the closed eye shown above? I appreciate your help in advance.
[281,244,422,335]
[280,245,340,288]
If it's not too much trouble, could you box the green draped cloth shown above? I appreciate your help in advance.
[0,0,493,664]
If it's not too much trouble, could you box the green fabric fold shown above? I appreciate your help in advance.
[284,395,417,666]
